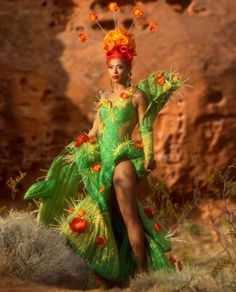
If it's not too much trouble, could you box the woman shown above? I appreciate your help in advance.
[89,54,155,274]
[24,27,181,286]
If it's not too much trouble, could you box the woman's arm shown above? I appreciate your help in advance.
[88,112,99,137]
[133,90,156,171]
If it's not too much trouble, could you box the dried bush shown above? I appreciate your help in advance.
[0,210,91,289]
[124,265,215,292]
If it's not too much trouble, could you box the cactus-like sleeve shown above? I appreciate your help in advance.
[136,71,182,161]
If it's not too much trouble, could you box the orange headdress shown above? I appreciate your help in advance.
[103,28,136,65]
[79,2,158,64]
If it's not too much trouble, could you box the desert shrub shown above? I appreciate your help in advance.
[128,265,217,292]
[6,170,26,200]
[0,210,91,289]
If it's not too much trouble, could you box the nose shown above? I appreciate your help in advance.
[114,67,118,74]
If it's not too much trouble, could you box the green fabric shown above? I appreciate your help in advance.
[24,70,182,282]
[24,145,81,225]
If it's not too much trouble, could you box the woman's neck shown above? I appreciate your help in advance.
[111,82,131,94]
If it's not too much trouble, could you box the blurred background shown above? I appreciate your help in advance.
[1,1,236,290]
[0,0,236,203]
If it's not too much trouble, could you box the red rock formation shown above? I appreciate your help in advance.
[0,0,236,199]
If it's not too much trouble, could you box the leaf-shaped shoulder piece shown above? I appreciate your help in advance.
[135,71,183,132]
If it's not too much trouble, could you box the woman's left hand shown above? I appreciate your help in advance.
[144,158,156,171]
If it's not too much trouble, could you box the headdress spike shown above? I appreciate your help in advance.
[107,2,119,29]
[128,6,144,34]
[78,32,100,44]
[135,22,158,38]
[88,12,107,34]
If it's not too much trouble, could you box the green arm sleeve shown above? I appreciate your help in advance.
[136,71,182,161]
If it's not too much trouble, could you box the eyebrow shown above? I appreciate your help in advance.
[108,64,124,67]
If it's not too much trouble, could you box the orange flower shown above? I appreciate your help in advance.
[67,207,74,214]
[90,162,102,172]
[99,186,105,193]
[144,207,154,219]
[108,2,119,12]
[78,32,88,43]
[77,209,85,217]
[172,74,179,83]
[148,22,158,31]
[120,91,130,99]
[75,134,95,148]
[156,72,165,86]
[134,140,143,148]
[96,235,106,247]
[133,7,143,18]
[69,217,88,233]
[88,12,98,22]
[154,222,161,232]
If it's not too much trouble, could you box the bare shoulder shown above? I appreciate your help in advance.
[132,88,148,108]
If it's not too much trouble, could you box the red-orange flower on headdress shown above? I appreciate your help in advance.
[133,7,143,18]
[88,12,98,22]
[148,22,158,31]
[108,2,119,12]
[69,217,88,233]
[78,32,88,43]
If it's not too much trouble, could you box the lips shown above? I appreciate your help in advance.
[112,75,119,79]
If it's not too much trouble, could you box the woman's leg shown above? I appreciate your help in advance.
[113,160,146,273]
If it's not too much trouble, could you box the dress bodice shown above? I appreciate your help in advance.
[97,90,138,160]
[98,91,137,135]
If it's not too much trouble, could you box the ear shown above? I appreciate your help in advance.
[126,62,132,71]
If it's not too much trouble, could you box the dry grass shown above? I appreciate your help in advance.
[0,211,92,290]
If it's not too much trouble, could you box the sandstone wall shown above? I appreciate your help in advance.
[0,0,236,199]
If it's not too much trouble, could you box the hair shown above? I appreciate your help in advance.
[104,28,136,68]
[106,45,133,68]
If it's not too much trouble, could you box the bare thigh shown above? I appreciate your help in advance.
[112,160,139,225]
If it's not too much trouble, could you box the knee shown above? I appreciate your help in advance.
[112,168,125,187]
[113,161,135,186]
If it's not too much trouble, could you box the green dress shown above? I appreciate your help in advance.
[24,71,182,284]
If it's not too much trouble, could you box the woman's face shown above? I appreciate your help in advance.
[107,58,131,85]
